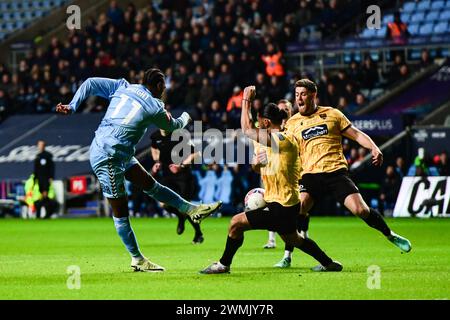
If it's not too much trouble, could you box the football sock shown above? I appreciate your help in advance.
[298,214,310,233]
[296,238,333,267]
[220,236,244,266]
[362,208,391,237]
[284,243,294,253]
[113,216,142,258]
[144,181,195,214]
[283,250,292,259]
[188,216,202,234]
[268,231,276,243]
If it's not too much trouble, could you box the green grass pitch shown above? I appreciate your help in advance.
[0,216,449,300]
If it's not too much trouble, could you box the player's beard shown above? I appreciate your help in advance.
[160,90,167,103]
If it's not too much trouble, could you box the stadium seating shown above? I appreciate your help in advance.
[357,0,450,40]
[0,0,69,42]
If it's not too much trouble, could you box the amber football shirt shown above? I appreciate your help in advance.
[285,106,351,174]
[253,131,300,207]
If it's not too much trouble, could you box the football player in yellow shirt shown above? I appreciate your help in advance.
[273,79,411,268]
[200,86,342,274]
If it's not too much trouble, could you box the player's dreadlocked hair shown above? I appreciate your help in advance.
[143,68,165,88]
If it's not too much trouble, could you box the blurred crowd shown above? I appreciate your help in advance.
[0,0,436,125]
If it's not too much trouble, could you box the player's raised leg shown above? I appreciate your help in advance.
[125,161,222,223]
[344,193,412,252]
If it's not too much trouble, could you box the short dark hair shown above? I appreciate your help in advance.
[258,102,288,125]
[143,68,165,88]
[295,79,317,93]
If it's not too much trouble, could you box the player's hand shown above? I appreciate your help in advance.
[243,86,256,101]
[56,103,72,115]
[253,150,268,166]
[371,148,383,166]
[169,164,182,174]
[151,162,161,175]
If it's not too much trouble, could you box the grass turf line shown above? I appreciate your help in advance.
[0,217,449,300]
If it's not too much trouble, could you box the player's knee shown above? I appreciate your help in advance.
[229,215,245,235]
[353,205,370,217]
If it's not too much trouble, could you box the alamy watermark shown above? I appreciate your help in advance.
[66,5,81,30]
[367,265,381,289]
[66,265,81,290]
[169,121,282,175]
[366,5,381,30]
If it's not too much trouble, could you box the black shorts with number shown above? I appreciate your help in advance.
[245,202,300,235]
[300,168,359,204]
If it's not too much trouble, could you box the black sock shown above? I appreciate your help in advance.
[297,238,333,266]
[298,214,310,233]
[362,208,391,237]
[284,244,294,252]
[188,216,202,235]
[220,236,244,266]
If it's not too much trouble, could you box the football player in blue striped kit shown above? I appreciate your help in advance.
[56,68,221,272]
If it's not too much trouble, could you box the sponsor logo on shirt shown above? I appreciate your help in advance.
[301,124,328,140]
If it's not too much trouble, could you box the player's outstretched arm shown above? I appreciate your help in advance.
[241,86,272,146]
[65,77,128,113]
[343,125,383,166]
[153,110,191,132]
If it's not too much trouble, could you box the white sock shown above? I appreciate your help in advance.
[283,250,292,259]
[268,231,276,243]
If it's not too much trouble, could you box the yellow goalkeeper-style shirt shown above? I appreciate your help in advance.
[285,106,352,174]
[253,130,300,207]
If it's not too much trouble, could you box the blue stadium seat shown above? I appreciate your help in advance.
[383,14,393,24]
[446,0,450,8]
[376,26,387,38]
[403,1,416,12]
[434,21,448,33]
[408,23,420,35]
[426,11,440,22]
[417,0,431,11]
[440,10,450,20]
[34,10,44,18]
[24,11,34,20]
[0,3,10,11]
[5,23,15,32]
[419,23,434,35]
[0,33,5,41]
[42,0,51,8]
[16,21,25,30]
[32,0,42,8]
[401,13,411,23]
[360,28,376,39]
[13,12,24,20]
[431,0,445,10]
[411,12,425,21]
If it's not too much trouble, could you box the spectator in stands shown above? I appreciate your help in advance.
[107,1,124,27]
[395,156,407,179]
[205,100,226,130]
[261,43,285,78]
[379,165,401,215]
[419,49,433,70]
[215,165,235,215]
[361,57,379,89]
[386,11,410,46]
[226,86,243,112]
[199,164,219,204]
[0,89,10,122]
[437,151,450,176]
